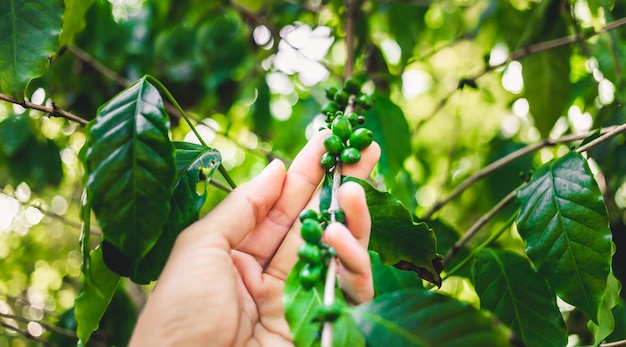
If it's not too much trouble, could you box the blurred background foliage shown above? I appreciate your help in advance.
[1,0,626,345]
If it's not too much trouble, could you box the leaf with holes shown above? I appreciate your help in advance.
[516,151,612,323]
[86,76,176,267]
[0,0,62,97]
[472,249,567,347]
[348,288,511,347]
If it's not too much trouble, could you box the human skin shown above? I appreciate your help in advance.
[129,130,381,347]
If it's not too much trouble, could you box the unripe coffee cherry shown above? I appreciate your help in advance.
[324,86,338,100]
[320,152,336,170]
[301,219,323,244]
[344,77,362,95]
[349,128,373,150]
[298,243,322,264]
[322,102,340,115]
[356,94,372,110]
[334,89,349,107]
[299,209,318,223]
[332,116,352,141]
[340,147,361,164]
[323,134,344,154]
[300,263,322,289]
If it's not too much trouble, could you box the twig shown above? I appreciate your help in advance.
[0,93,88,125]
[582,339,626,347]
[0,319,54,346]
[442,188,519,266]
[68,44,131,87]
[0,312,77,338]
[424,125,622,219]
[414,16,626,133]
[440,122,626,264]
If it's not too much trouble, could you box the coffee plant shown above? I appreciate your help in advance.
[1,0,626,346]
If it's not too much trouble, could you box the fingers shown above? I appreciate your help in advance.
[324,222,374,305]
[179,159,286,249]
[337,182,370,249]
[235,130,330,264]
[264,141,380,279]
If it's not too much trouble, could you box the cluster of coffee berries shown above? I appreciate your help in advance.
[320,77,374,171]
[297,208,343,289]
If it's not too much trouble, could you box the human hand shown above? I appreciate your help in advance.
[129,130,381,347]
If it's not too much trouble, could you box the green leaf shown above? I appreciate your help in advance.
[348,288,511,347]
[0,0,63,98]
[74,247,121,344]
[515,151,613,323]
[284,260,366,347]
[132,142,221,283]
[345,177,442,286]
[472,249,567,347]
[363,95,411,187]
[60,0,95,46]
[0,114,31,156]
[86,77,176,265]
[588,271,622,344]
[79,189,91,273]
[370,251,423,297]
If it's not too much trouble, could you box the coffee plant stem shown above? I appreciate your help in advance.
[0,92,88,125]
[146,75,238,189]
[424,124,625,219]
[442,211,518,281]
[443,187,519,266]
[414,17,626,134]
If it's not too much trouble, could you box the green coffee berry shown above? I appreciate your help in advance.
[344,77,362,95]
[300,263,323,289]
[357,115,366,125]
[324,86,338,100]
[299,209,318,223]
[320,152,336,170]
[346,111,359,127]
[324,134,344,154]
[349,128,373,150]
[334,89,349,107]
[322,101,340,115]
[298,243,322,264]
[340,147,361,164]
[332,116,352,141]
[356,94,372,110]
[301,218,323,244]
[314,304,342,322]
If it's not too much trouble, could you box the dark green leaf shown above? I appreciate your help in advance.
[588,271,622,345]
[86,77,176,266]
[60,0,95,46]
[472,249,567,347]
[74,247,121,344]
[284,260,366,347]
[0,0,63,97]
[345,177,442,286]
[132,142,221,283]
[1,136,62,190]
[100,283,138,347]
[370,251,422,297]
[516,151,613,323]
[348,288,511,347]
[363,95,411,187]
[0,114,31,156]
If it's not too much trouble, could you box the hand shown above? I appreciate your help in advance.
[129,130,381,347]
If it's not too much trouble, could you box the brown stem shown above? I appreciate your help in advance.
[424,125,623,219]
[0,319,54,346]
[0,93,88,125]
[415,16,626,133]
[0,312,77,338]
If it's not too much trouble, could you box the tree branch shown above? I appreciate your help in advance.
[414,16,626,133]
[0,93,88,125]
[0,319,54,347]
[0,312,77,338]
[424,125,623,219]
